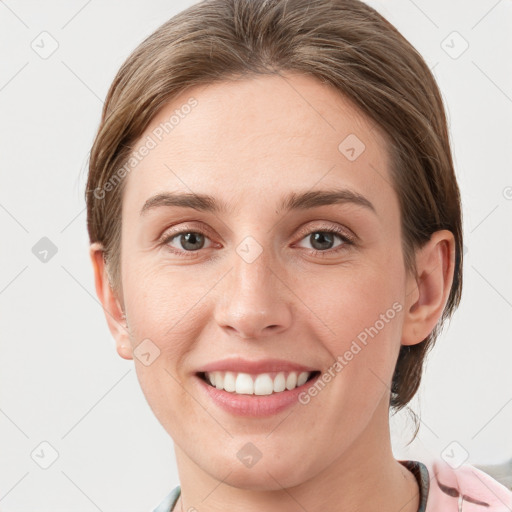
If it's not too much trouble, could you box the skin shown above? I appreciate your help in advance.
[91,72,455,512]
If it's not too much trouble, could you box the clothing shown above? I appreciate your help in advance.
[151,458,512,512]
[420,459,512,511]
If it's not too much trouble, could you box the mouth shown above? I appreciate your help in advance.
[197,370,321,396]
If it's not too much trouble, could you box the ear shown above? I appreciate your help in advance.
[89,242,133,360]
[401,230,456,346]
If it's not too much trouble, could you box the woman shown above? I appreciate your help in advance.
[85,0,512,510]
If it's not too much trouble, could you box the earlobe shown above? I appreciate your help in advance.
[89,242,133,360]
[401,230,456,346]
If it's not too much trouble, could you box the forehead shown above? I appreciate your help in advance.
[122,72,395,216]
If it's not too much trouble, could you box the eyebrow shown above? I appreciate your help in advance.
[140,188,376,216]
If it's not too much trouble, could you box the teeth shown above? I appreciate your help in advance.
[224,372,236,392]
[203,370,313,395]
[274,372,286,392]
[236,373,254,394]
[297,371,309,387]
[286,372,297,390]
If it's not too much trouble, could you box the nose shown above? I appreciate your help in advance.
[213,243,293,340]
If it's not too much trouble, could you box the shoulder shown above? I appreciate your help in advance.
[424,458,512,512]
[151,485,181,512]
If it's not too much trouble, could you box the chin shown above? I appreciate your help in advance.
[220,469,307,492]
[203,450,315,491]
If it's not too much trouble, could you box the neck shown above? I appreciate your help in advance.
[173,398,420,512]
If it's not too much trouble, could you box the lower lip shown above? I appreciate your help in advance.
[195,373,320,417]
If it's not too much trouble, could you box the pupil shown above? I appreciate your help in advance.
[311,232,333,250]
[181,232,204,251]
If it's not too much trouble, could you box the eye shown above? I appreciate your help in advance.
[162,229,214,256]
[296,226,354,254]
[159,224,355,258]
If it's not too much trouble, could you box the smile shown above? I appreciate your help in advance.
[198,370,321,395]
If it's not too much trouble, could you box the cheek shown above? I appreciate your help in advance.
[297,270,404,430]
[312,255,404,331]
[122,262,212,435]
[122,252,207,335]
[308,258,405,383]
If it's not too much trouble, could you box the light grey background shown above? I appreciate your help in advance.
[0,0,511,510]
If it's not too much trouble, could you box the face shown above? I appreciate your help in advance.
[116,73,413,489]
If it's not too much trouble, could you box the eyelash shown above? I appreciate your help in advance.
[159,225,355,259]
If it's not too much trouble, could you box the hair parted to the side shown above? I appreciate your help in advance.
[86,0,463,431]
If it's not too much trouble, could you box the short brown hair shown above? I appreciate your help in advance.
[86,0,463,419]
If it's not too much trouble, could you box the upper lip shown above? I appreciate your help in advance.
[195,357,319,375]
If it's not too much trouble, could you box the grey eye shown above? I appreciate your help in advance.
[169,232,209,251]
[298,231,345,251]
